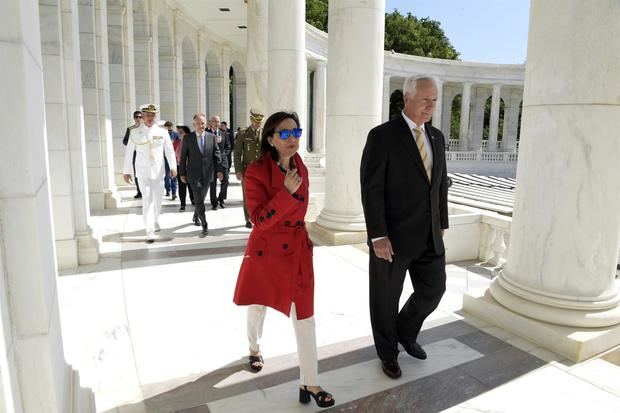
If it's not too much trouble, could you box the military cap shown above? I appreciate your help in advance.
[250,108,265,122]
[141,103,159,113]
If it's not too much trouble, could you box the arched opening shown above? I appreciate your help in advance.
[517,100,523,143]
[450,94,462,140]
[157,16,174,122]
[182,37,198,126]
[482,96,506,149]
[205,51,222,121]
[389,89,403,120]
[229,61,247,132]
[133,0,150,108]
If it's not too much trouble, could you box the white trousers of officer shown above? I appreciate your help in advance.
[139,177,163,237]
[247,303,319,386]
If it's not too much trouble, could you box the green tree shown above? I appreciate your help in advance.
[385,11,459,59]
[306,0,328,32]
[305,4,459,61]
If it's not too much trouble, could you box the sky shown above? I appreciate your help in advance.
[385,0,531,64]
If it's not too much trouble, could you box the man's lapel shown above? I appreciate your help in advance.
[426,124,440,186]
[396,116,431,186]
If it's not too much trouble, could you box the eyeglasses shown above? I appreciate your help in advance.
[274,128,303,140]
[134,115,142,119]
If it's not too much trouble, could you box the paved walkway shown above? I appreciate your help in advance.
[58,180,620,413]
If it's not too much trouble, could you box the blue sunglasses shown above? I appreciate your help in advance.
[275,128,303,140]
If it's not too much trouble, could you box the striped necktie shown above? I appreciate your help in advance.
[414,127,432,180]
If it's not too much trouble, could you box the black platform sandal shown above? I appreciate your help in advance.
[299,385,335,408]
[248,355,264,373]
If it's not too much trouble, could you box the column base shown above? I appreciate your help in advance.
[55,238,79,270]
[304,153,325,170]
[71,369,96,413]
[307,221,367,246]
[104,188,122,209]
[76,229,99,265]
[463,289,620,362]
[89,192,105,210]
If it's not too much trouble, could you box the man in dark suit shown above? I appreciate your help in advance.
[360,76,449,379]
[179,113,224,237]
[206,115,231,210]
[123,110,143,198]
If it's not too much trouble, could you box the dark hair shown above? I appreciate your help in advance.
[163,121,173,127]
[221,121,228,126]
[178,125,191,134]
[260,111,300,161]
[133,110,142,117]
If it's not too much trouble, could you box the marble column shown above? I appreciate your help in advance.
[197,32,207,115]
[306,61,327,169]
[0,0,95,410]
[432,79,443,130]
[267,0,306,119]
[108,1,136,186]
[382,74,391,122]
[464,0,620,362]
[501,88,522,152]
[79,0,120,210]
[458,82,472,150]
[314,0,385,239]
[471,90,487,151]
[441,87,455,140]
[40,0,99,269]
[487,84,502,152]
[246,0,268,114]
[207,74,226,119]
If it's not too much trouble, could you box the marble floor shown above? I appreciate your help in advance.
[58,180,620,413]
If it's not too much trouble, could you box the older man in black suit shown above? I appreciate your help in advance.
[179,113,224,237]
[360,76,449,379]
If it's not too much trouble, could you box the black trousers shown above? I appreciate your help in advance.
[132,151,141,195]
[178,178,194,207]
[209,169,229,206]
[369,232,446,362]
[190,180,209,228]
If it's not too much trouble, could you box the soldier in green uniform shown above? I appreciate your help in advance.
[234,108,264,228]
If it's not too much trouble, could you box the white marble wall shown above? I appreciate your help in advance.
[182,38,199,126]
[501,88,522,152]
[0,0,95,410]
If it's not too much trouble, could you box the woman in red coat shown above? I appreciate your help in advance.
[233,112,334,408]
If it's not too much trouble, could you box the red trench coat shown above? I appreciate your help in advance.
[233,153,315,319]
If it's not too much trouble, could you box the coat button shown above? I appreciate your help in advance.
[271,209,276,215]
[296,220,302,226]
[284,221,291,226]
[257,250,263,256]
[266,212,272,218]
[259,216,264,222]
[282,243,288,250]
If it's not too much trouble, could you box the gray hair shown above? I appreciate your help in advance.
[403,76,439,96]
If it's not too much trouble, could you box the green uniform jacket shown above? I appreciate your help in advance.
[234,126,262,175]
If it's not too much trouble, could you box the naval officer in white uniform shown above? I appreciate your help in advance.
[123,104,177,242]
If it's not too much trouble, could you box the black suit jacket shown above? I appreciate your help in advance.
[360,115,449,256]
[179,131,223,184]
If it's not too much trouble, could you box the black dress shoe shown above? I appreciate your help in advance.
[134,193,142,199]
[211,204,218,210]
[171,194,177,200]
[400,340,427,360]
[219,200,226,208]
[245,221,253,229]
[381,359,402,379]
[193,217,200,226]
[200,225,209,237]
[179,206,185,211]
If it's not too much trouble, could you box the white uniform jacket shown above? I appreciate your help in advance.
[123,124,177,180]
